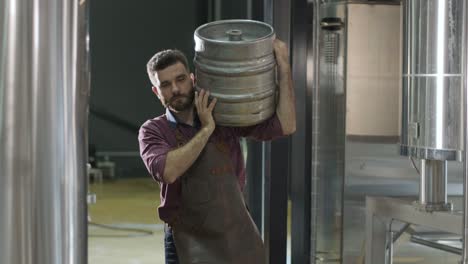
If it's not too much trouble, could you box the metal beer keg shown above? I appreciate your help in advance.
[194,20,276,127]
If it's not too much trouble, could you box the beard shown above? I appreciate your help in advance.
[165,87,195,112]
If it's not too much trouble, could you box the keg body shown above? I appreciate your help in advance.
[194,20,276,127]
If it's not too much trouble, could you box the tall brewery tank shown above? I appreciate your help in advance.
[400,0,464,211]
[401,0,464,161]
[194,20,277,127]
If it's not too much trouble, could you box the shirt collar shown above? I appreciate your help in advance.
[165,108,200,129]
[165,108,178,128]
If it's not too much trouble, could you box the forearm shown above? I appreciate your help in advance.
[162,126,214,183]
[276,66,296,135]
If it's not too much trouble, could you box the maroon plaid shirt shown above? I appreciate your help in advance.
[138,108,284,223]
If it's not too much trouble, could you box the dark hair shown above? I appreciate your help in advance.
[146,49,190,86]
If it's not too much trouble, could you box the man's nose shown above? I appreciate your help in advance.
[171,82,180,93]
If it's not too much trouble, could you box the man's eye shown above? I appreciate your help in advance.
[160,83,170,88]
[177,76,186,82]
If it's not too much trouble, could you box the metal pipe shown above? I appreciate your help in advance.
[387,231,394,264]
[417,159,451,211]
[388,222,411,246]
[386,220,410,263]
[310,1,321,262]
[411,236,462,255]
[462,0,468,260]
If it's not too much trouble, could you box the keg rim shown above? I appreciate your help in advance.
[194,19,275,44]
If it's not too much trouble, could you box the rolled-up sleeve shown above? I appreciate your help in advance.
[138,121,172,182]
[229,113,284,141]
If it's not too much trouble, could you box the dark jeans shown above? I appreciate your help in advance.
[164,224,179,264]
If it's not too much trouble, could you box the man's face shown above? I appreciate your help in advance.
[153,62,195,112]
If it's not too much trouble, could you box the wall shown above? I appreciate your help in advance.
[88,0,206,177]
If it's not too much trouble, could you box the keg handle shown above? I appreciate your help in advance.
[226,29,243,41]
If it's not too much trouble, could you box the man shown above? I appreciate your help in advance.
[138,39,296,264]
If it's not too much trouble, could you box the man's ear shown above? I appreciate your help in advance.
[151,86,160,98]
[190,73,195,85]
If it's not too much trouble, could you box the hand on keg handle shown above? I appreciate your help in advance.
[195,89,217,131]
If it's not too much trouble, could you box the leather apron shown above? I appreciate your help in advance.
[171,128,265,264]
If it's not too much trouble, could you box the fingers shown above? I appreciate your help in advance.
[208,97,217,111]
[202,90,209,108]
[195,89,216,128]
[195,89,216,112]
[195,89,207,110]
[194,91,200,110]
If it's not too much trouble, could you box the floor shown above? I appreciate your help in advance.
[87,177,293,264]
[340,200,462,264]
[341,226,461,264]
[88,177,462,264]
[88,178,166,264]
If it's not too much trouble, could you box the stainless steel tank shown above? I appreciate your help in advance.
[194,19,276,127]
[0,0,89,263]
[401,0,464,211]
[401,0,464,161]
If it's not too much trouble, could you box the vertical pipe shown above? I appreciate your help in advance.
[290,0,312,263]
[420,160,427,204]
[310,1,320,263]
[263,1,291,263]
[462,0,468,261]
[214,0,222,20]
[246,141,264,231]
[388,231,394,264]
[419,159,449,210]
[246,0,253,19]
[72,0,91,262]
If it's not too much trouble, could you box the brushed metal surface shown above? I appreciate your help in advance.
[401,0,464,161]
[0,0,89,263]
[194,19,276,126]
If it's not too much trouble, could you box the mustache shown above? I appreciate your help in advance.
[169,95,189,103]
[171,89,194,101]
